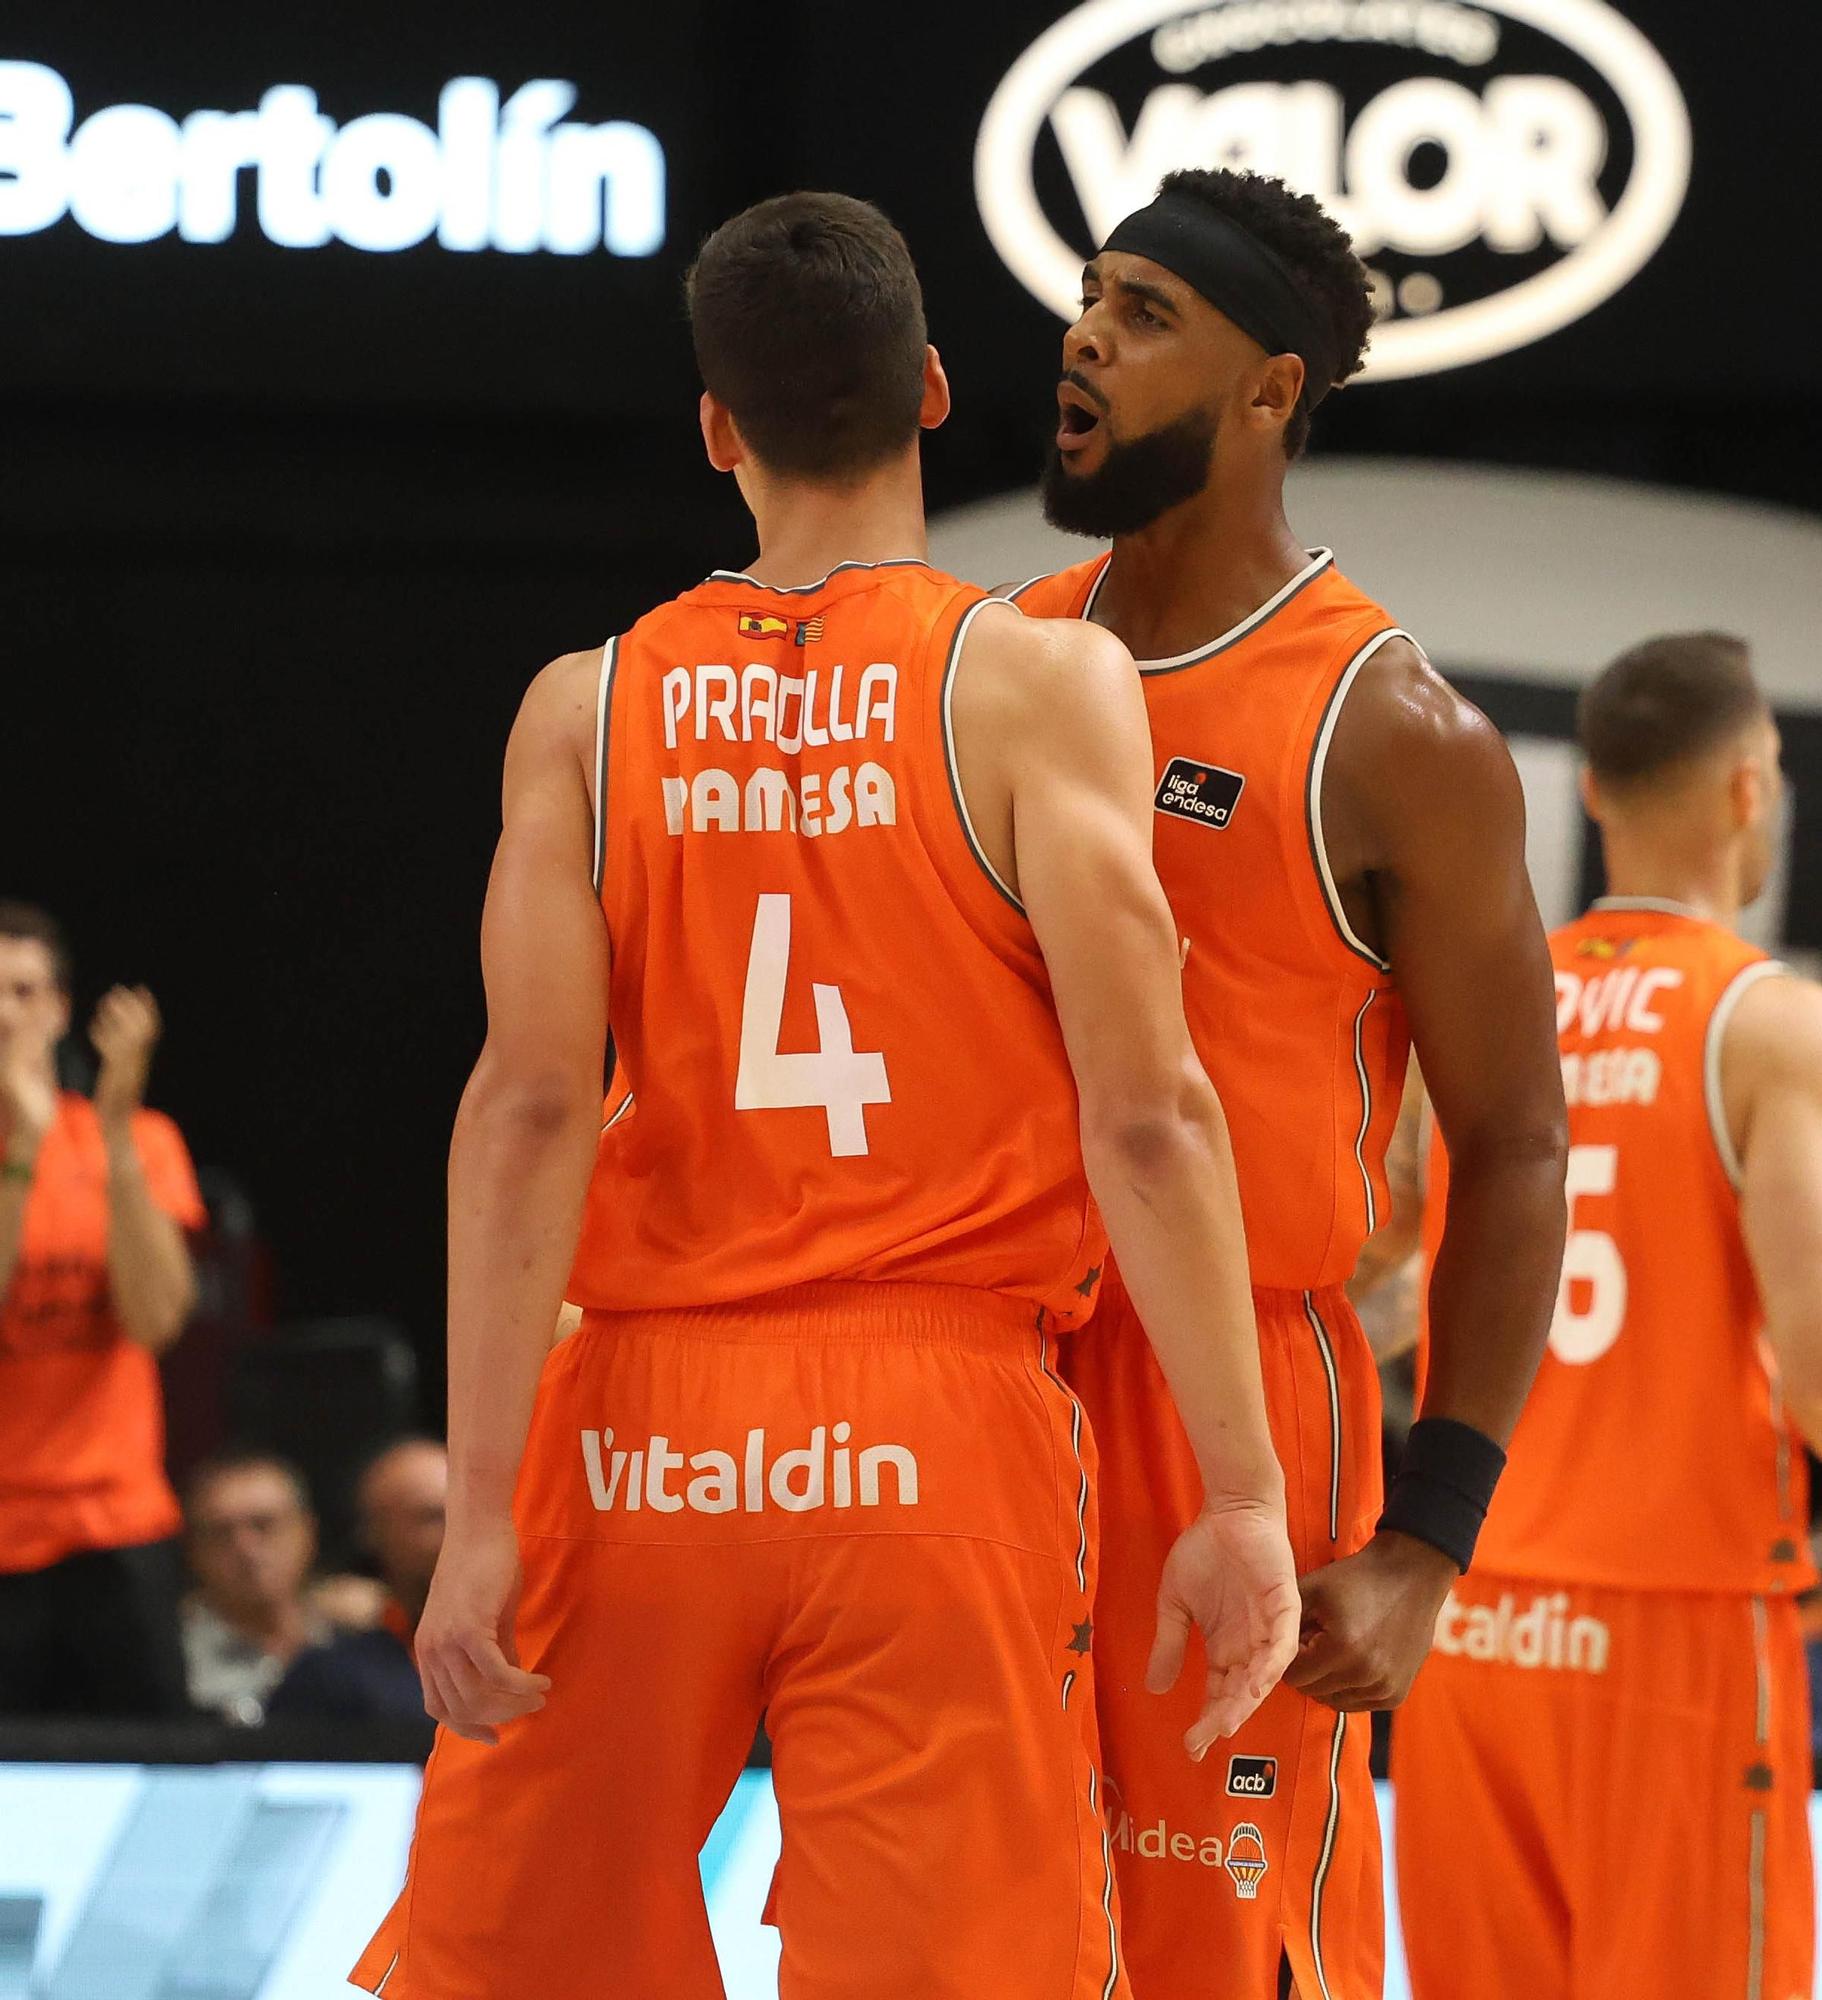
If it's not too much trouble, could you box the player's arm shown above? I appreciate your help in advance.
[416,649,608,1745]
[1727,974,1822,1453]
[953,609,1299,1755]
[1289,644,1567,1712]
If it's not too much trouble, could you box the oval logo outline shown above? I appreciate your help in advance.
[974,0,1692,382]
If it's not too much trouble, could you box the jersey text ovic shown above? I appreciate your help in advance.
[579,1422,920,1514]
[659,660,899,839]
[1555,964,1684,1109]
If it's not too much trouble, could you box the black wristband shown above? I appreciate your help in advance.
[1377,1417,1507,1572]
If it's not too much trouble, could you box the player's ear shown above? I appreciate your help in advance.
[918,345,951,432]
[1729,750,1765,832]
[1577,765,1603,825]
[699,391,743,474]
[1250,352,1304,439]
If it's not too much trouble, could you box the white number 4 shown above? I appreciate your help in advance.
[735,894,890,1158]
[1548,1142,1627,1365]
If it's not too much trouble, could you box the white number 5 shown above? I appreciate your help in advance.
[735,894,891,1158]
[1548,1142,1627,1365]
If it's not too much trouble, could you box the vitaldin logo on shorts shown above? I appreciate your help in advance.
[1434,1588,1610,1672]
[579,1425,920,1515]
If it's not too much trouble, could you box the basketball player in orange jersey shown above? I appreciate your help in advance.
[1005,168,1568,1999]
[349,192,1302,2000]
[1391,634,1822,2000]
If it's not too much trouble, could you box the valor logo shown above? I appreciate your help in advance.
[975,0,1691,380]
[1156,756,1245,827]
[1226,1755,1278,1798]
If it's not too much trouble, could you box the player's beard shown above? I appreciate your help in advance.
[1040,402,1220,538]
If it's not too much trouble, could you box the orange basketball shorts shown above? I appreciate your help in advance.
[350,1280,1127,2000]
[1062,1269,1386,2000]
[1392,1570,1814,2000]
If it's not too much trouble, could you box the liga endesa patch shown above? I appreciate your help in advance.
[1154,757,1244,829]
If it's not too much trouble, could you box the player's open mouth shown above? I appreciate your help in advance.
[1056,382,1104,452]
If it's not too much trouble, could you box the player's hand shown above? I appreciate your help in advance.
[1285,1529,1456,1712]
[415,1517,552,1746]
[1146,1497,1301,1761]
[90,986,161,1134]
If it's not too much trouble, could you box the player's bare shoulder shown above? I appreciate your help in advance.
[1722,966,1822,1134]
[955,599,1139,746]
[1324,635,1524,868]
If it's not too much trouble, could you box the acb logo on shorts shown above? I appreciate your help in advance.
[1226,1755,1277,1799]
[1155,756,1244,830]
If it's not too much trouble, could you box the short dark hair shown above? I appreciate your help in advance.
[185,1450,314,1519]
[1154,168,1375,460]
[0,901,72,991]
[687,192,928,481]
[1578,633,1767,789]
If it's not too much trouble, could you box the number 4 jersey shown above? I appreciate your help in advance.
[1429,898,1813,1597]
[566,558,1106,1323]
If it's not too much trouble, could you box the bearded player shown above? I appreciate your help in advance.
[1393,634,1822,2000]
[1005,169,1568,1998]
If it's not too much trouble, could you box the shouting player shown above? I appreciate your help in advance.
[351,193,1299,2000]
[1392,634,1822,2000]
[1005,169,1568,1998]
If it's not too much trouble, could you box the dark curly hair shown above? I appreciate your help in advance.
[1155,168,1375,459]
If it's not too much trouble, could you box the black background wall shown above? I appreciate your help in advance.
[5,0,1819,1380]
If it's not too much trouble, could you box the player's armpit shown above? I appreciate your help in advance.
[1728,973,1822,1452]
[1328,644,1566,1447]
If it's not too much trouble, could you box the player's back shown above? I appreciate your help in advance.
[568,557,1103,1321]
[1465,900,1812,1595]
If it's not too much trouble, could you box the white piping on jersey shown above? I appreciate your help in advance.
[998,572,1050,602]
[1752,1596,1771,1746]
[1303,1292,1343,1543]
[591,636,619,896]
[1352,991,1378,1236]
[602,1092,636,1134]
[941,597,1025,912]
[1089,1766,1121,2000]
[1061,1668,1077,1710]
[703,556,931,594]
[1308,1712,1346,2000]
[1081,547,1336,674]
[1308,628,1413,974]
[1591,895,1709,920]
[1037,1323,1091,1594]
[1748,1807,1767,2000]
[373,1951,399,1996]
[1704,959,1789,1190]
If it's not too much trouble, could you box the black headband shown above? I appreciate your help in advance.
[1101,193,1337,411]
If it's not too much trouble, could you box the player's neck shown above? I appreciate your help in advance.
[739,458,929,591]
[1096,477,1307,662]
[1598,834,1743,929]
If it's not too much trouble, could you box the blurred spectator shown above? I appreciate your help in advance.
[0,902,202,1716]
[269,1437,445,1723]
[182,1453,333,1724]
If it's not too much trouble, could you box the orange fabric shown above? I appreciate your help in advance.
[1013,550,1410,1291]
[0,1094,203,1573]
[1064,1273,1386,1999]
[569,559,1103,1323]
[352,1282,1128,2000]
[1392,1573,1814,2000]
[1423,904,1813,1596]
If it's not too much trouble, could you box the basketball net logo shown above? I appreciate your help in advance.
[1224,1822,1269,1900]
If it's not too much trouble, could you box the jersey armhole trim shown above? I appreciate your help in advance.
[1704,958,1789,1191]
[997,573,1050,603]
[1305,626,1411,974]
[941,597,1025,914]
[591,636,620,896]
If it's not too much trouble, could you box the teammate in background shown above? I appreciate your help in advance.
[1391,634,1821,2000]
[352,193,1298,2000]
[1006,169,1567,1998]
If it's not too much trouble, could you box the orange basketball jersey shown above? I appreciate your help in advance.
[1426,901,1814,1596]
[566,558,1104,1321]
[1012,549,1410,1290]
